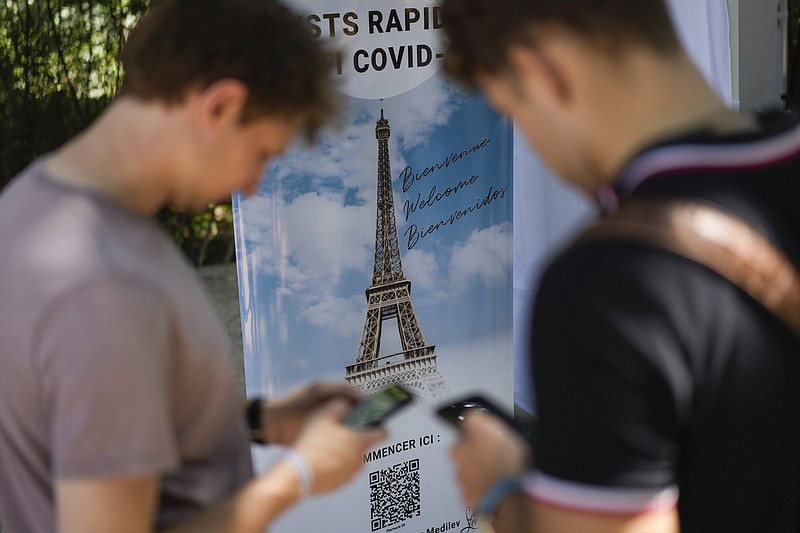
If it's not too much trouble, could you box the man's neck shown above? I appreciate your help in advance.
[583,50,755,188]
[44,98,180,216]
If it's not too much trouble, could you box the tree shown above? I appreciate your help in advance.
[0,0,236,267]
[0,0,147,187]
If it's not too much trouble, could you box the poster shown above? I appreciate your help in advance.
[232,1,514,531]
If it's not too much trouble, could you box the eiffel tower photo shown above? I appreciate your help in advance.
[345,105,450,401]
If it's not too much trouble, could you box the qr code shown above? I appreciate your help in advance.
[368,459,421,531]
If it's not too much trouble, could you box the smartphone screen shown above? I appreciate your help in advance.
[436,395,534,442]
[342,383,414,428]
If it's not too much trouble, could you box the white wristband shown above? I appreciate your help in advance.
[284,449,314,499]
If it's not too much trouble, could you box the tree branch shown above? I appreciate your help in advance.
[44,0,85,124]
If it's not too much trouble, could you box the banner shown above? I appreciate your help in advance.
[233,2,514,531]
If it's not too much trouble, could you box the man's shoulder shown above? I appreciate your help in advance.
[0,162,185,316]
[534,226,742,354]
[542,234,702,294]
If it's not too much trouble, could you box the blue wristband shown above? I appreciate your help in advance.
[477,477,524,516]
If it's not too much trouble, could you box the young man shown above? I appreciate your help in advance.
[440,1,800,532]
[0,0,385,531]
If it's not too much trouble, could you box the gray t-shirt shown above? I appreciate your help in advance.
[0,160,252,531]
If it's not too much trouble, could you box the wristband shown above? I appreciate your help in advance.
[477,477,523,517]
[284,449,314,499]
[247,399,267,444]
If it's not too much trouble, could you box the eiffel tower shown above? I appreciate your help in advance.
[345,105,449,401]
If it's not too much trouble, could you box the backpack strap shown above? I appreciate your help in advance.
[578,198,800,337]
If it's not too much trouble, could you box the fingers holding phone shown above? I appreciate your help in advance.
[436,395,534,443]
[288,398,387,496]
[284,384,412,496]
[342,383,414,428]
[263,381,363,445]
[437,395,532,508]
[453,413,531,508]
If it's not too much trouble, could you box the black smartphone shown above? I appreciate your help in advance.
[436,395,534,443]
[342,383,414,428]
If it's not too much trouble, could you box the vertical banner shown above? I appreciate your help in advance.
[233,2,513,531]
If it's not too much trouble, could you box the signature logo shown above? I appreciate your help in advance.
[460,507,478,533]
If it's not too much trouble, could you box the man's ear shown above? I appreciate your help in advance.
[507,44,572,109]
[194,78,249,128]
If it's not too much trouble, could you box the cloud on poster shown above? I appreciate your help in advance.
[300,293,364,337]
[448,222,512,287]
[237,77,496,338]
[240,191,372,285]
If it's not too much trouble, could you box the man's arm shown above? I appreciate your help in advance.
[56,460,302,533]
[57,399,384,533]
[56,476,160,533]
[491,493,678,533]
[452,414,679,533]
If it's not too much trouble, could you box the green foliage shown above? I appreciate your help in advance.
[0,0,236,267]
[0,0,140,187]
[156,204,238,267]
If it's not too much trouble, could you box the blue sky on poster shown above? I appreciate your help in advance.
[235,74,512,391]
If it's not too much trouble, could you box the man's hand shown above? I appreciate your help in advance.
[451,412,531,508]
[290,398,386,494]
[451,414,680,533]
[260,382,362,445]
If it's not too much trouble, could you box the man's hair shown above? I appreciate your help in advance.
[118,0,334,139]
[441,0,682,87]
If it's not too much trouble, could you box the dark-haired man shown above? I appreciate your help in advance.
[440,1,800,532]
[0,0,384,531]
